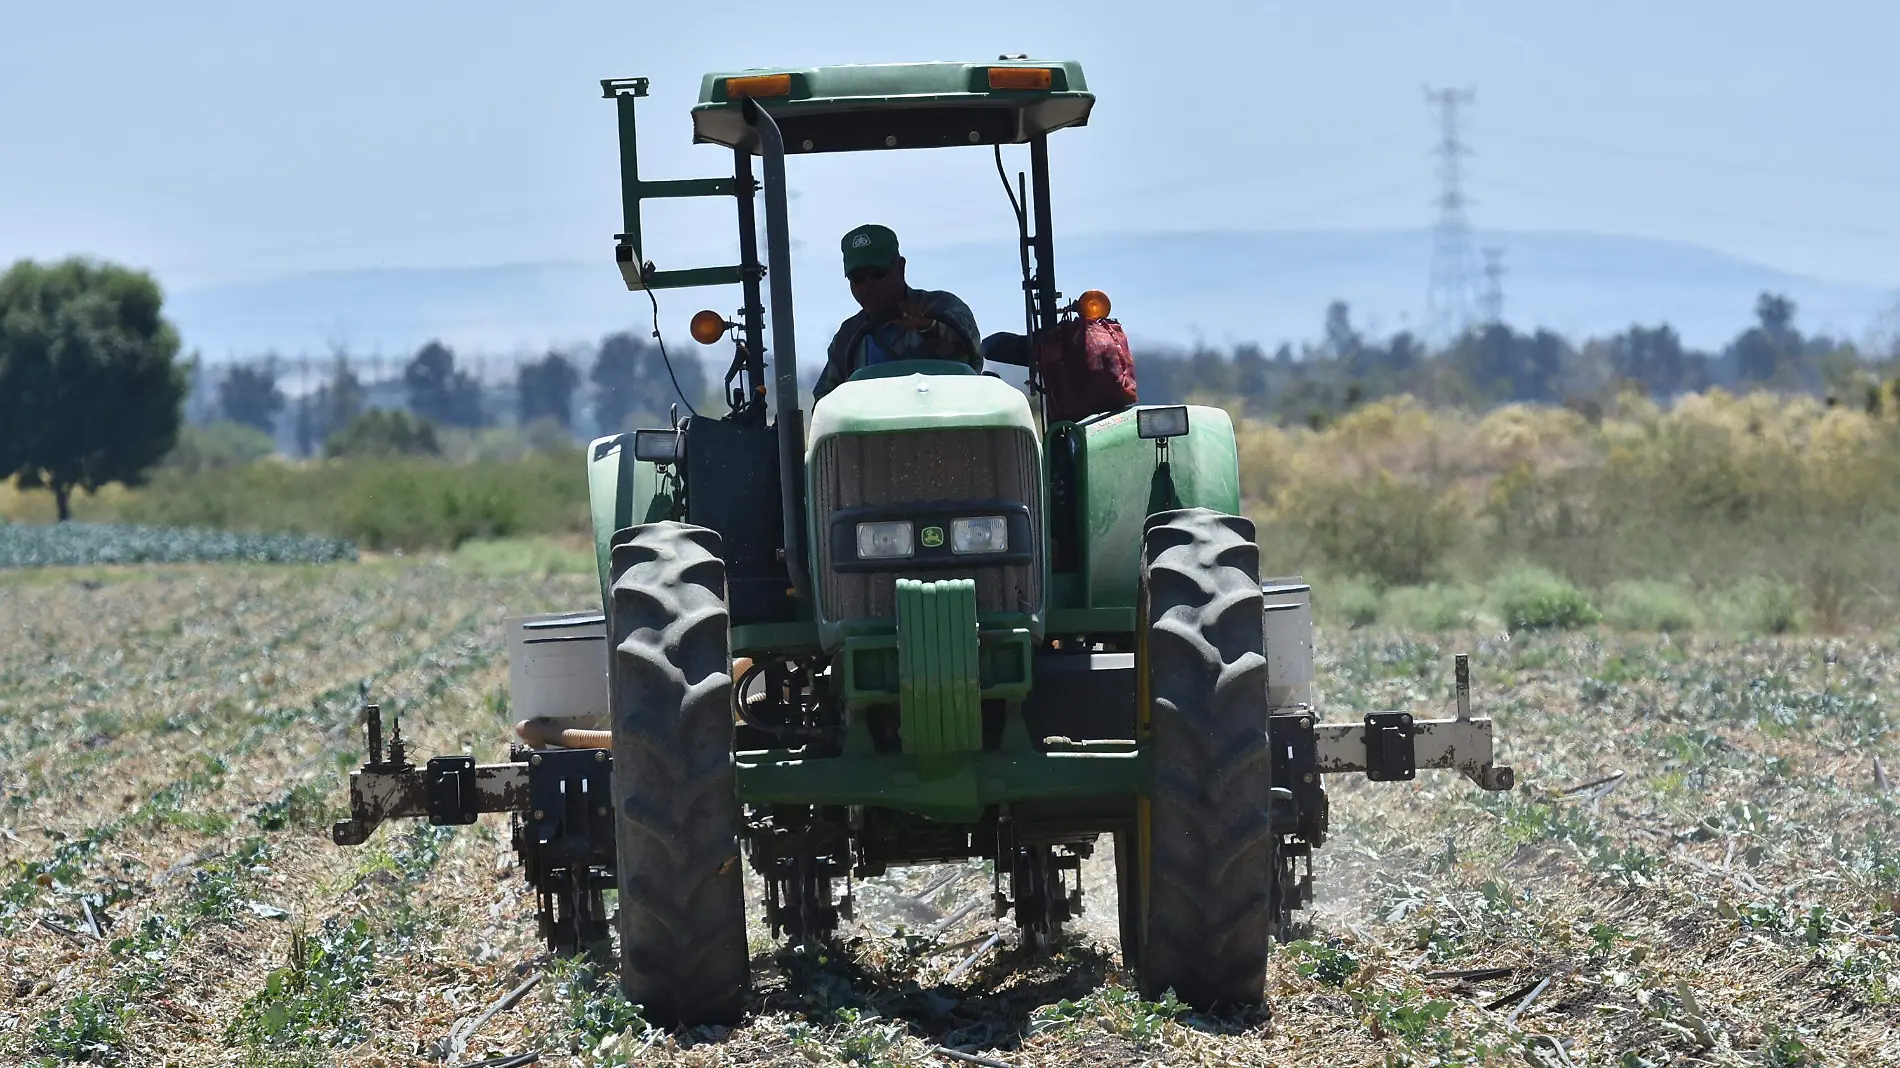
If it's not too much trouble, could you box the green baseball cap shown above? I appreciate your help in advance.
[841,223,899,275]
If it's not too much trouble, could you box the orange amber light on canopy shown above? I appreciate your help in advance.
[690,310,728,344]
[1077,290,1111,321]
[726,74,792,98]
[988,67,1054,91]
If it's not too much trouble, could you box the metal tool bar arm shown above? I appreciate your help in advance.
[1309,716,1515,791]
[331,762,530,846]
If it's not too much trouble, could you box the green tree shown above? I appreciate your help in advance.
[1604,324,1709,398]
[517,352,580,428]
[589,331,706,433]
[1445,324,1573,405]
[405,340,484,427]
[0,258,187,520]
[294,357,366,455]
[1727,292,1802,387]
[1233,342,1271,411]
[1324,300,1362,367]
[218,362,286,433]
[1186,344,1236,399]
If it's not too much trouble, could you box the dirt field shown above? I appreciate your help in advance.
[1,561,1895,1066]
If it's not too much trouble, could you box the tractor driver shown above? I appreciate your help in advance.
[812,224,983,400]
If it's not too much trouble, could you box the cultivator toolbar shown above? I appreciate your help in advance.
[332,704,620,953]
[332,635,1512,956]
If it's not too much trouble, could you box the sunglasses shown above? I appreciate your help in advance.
[848,267,889,284]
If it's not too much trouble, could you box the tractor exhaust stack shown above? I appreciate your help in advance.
[743,96,810,605]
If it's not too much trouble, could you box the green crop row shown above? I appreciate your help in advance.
[0,521,356,569]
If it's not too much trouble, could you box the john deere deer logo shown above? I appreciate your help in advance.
[920,526,945,548]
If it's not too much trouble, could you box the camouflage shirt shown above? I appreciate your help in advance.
[813,287,983,399]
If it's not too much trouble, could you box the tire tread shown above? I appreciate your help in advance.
[1137,508,1274,1009]
[607,522,750,1027]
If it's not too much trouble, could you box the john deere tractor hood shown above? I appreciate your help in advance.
[806,370,1037,447]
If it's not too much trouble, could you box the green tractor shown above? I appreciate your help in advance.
[333,57,1514,1028]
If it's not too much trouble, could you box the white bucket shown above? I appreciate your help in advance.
[505,611,610,721]
[1262,579,1314,710]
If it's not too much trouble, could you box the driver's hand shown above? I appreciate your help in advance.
[892,296,934,332]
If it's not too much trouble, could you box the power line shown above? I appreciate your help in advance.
[1472,175,1900,246]
[1424,86,1478,343]
[1477,126,1900,192]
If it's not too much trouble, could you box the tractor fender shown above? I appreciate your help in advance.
[1059,404,1241,611]
[585,433,669,610]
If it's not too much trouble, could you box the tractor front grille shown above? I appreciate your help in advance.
[812,427,1041,622]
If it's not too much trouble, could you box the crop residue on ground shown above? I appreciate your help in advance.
[0,563,1895,1065]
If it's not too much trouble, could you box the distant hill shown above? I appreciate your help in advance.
[165,228,1896,367]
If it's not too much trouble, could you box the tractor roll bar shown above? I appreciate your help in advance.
[742,97,810,604]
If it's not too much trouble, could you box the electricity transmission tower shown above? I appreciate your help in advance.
[1481,246,1505,326]
[1424,86,1478,343]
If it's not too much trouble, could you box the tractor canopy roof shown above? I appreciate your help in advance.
[691,59,1093,155]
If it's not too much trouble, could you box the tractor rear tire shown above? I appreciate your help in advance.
[607,522,749,1027]
[1133,508,1274,1010]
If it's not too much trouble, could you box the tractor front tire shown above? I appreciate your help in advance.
[607,522,749,1027]
[1134,508,1274,1010]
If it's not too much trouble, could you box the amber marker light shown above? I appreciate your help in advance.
[690,310,729,344]
[988,67,1054,91]
[725,73,792,98]
[1077,290,1112,321]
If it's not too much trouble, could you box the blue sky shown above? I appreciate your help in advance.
[4,0,1899,298]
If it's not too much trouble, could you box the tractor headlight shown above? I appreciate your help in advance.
[950,516,1009,554]
[855,520,914,560]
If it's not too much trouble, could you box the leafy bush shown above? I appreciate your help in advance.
[1603,579,1702,632]
[1381,583,1483,632]
[1489,565,1600,631]
[1291,470,1467,586]
[1319,576,1382,628]
[162,421,279,472]
[324,409,440,459]
[0,521,355,568]
[1229,388,1900,629]
[1598,391,1900,523]
[1716,576,1807,635]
